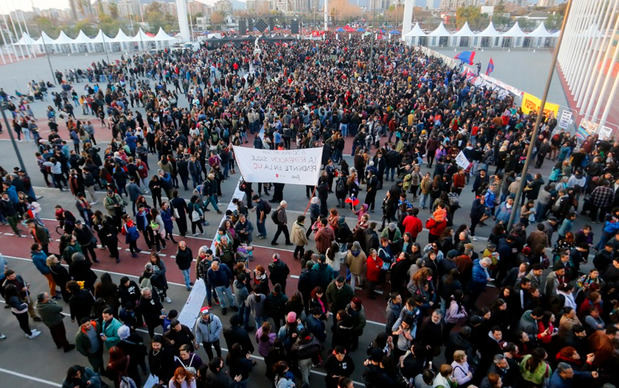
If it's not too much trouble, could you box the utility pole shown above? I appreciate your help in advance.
[507,0,573,231]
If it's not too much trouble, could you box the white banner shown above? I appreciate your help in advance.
[178,179,246,330]
[559,110,573,129]
[233,146,323,185]
[455,151,471,170]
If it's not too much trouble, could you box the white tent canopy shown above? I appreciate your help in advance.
[478,22,500,37]
[404,23,426,38]
[429,22,451,37]
[13,33,37,46]
[112,29,133,43]
[132,28,154,42]
[155,27,177,42]
[502,22,526,37]
[92,29,113,44]
[74,30,92,44]
[453,22,475,37]
[53,31,75,45]
[527,23,552,38]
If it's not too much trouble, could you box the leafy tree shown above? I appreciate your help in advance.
[544,12,563,31]
[456,6,489,30]
[144,2,177,32]
[210,11,226,28]
[108,2,119,19]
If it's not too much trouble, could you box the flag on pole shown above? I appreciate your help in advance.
[486,58,495,75]
[454,50,476,65]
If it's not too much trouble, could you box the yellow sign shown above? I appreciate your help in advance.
[521,92,559,117]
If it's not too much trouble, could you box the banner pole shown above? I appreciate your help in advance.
[303,185,317,216]
[506,0,573,231]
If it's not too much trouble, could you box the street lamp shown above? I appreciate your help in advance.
[0,102,28,175]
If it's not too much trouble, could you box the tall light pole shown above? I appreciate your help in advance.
[40,32,58,85]
[507,0,573,231]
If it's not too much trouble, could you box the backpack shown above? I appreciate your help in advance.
[262,200,272,215]
[336,177,347,196]
[271,208,280,225]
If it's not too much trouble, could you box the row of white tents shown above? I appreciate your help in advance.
[12,27,179,55]
[404,21,560,49]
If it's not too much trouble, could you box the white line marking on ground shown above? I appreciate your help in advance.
[0,367,62,387]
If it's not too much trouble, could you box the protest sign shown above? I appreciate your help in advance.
[233,146,323,186]
[558,110,573,129]
[455,151,471,170]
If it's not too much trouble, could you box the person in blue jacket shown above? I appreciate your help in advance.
[31,243,59,300]
[548,362,597,388]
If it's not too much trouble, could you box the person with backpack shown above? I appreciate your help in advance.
[335,174,348,208]
[252,194,270,240]
[121,215,141,258]
[271,200,291,246]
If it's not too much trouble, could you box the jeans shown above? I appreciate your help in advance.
[256,218,266,238]
[205,194,220,212]
[181,269,191,289]
[239,303,251,328]
[419,193,430,209]
[298,358,313,386]
[339,123,348,137]
[214,286,235,308]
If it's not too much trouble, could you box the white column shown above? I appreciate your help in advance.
[0,27,7,64]
[324,0,328,32]
[572,0,608,105]
[176,0,190,42]
[583,9,619,120]
[402,0,415,39]
[566,0,595,89]
[564,0,589,88]
[578,0,617,116]
[590,40,619,121]
[559,0,584,85]
[597,72,618,129]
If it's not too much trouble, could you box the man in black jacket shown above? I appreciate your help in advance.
[136,287,164,337]
[269,254,290,292]
[176,241,194,291]
[148,335,175,385]
[223,314,254,354]
[73,220,98,263]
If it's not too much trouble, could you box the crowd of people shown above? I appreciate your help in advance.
[0,34,619,388]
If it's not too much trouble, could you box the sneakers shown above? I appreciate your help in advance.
[165,297,172,303]
[26,329,41,339]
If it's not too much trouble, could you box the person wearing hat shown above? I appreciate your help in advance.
[195,307,223,361]
[277,311,304,351]
[117,325,147,386]
[164,318,195,355]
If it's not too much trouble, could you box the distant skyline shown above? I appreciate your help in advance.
[0,0,232,13]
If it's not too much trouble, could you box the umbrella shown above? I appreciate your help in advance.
[357,27,365,32]
[389,30,400,35]
[336,27,345,32]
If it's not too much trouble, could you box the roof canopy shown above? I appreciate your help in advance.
[13,33,37,46]
[527,23,552,38]
[54,31,75,44]
[131,28,154,42]
[74,30,92,44]
[92,29,113,44]
[155,27,177,42]
[112,29,133,43]
[478,21,500,37]
[502,22,526,37]
[405,23,427,38]
[453,22,475,37]
[428,22,451,37]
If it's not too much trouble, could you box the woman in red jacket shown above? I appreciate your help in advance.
[365,249,384,300]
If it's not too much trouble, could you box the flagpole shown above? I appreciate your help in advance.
[506,0,573,231]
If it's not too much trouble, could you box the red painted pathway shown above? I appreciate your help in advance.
[0,219,387,322]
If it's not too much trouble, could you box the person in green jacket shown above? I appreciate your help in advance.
[62,236,82,265]
[62,365,102,388]
[35,292,75,352]
[520,347,552,387]
[99,307,123,350]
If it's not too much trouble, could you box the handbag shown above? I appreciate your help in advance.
[191,210,201,222]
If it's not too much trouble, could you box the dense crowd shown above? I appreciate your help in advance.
[1,34,619,388]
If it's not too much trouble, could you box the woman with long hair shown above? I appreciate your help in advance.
[256,321,276,358]
[519,347,551,388]
[169,366,196,388]
[94,273,119,315]
[149,208,167,252]
[149,252,171,303]
[106,346,130,388]
[3,283,41,339]
[47,255,71,302]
